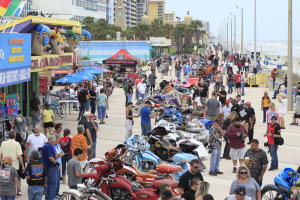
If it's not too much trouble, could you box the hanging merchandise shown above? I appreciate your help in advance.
[0,93,6,117]
[6,94,20,117]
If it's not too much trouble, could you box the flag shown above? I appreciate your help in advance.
[13,0,26,17]
[5,0,22,16]
[0,0,12,16]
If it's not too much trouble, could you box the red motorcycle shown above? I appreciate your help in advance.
[82,145,180,200]
[82,161,179,200]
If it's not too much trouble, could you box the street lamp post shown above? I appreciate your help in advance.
[226,20,229,50]
[241,7,244,55]
[230,17,233,52]
[287,0,293,111]
[234,13,236,52]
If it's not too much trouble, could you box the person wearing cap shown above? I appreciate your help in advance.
[226,118,248,173]
[227,186,252,200]
[140,101,160,136]
[208,120,225,176]
[58,128,72,184]
[265,115,281,171]
[0,156,21,200]
[229,166,261,200]
[221,100,232,120]
[25,150,46,200]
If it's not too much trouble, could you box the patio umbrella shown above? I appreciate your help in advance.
[82,67,103,75]
[97,66,111,73]
[72,72,95,81]
[55,75,82,83]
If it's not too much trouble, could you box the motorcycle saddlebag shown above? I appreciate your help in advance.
[156,163,182,174]
[135,188,158,200]
[152,179,178,190]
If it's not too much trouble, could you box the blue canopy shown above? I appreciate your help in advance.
[82,67,103,75]
[73,72,95,81]
[55,75,82,83]
[98,66,111,73]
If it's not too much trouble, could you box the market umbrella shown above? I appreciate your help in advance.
[97,66,111,73]
[73,72,95,81]
[55,75,82,83]
[82,67,103,75]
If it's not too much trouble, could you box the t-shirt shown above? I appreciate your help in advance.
[205,98,220,116]
[67,158,82,187]
[0,139,23,169]
[234,74,242,83]
[262,97,270,107]
[218,90,227,105]
[245,149,268,180]
[140,106,151,123]
[97,94,107,106]
[227,194,251,200]
[89,90,97,101]
[0,166,18,196]
[42,143,56,168]
[58,136,72,154]
[229,178,260,200]
[222,105,232,119]
[267,123,281,145]
[148,74,157,85]
[178,171,204,192]
[199,85,208,97]
[43,109,54,123]
[228,73,234,82]
[78,90,88,103]
[54,144,63,165]
[71,134,88,161]
[226,124,247,149]
[238,107,251,122]
[181,188,196,200]
[25,160,46,186]
[27,133,47,154]
[137,82,146,94]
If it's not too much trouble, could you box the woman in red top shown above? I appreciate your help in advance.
[265,116,281,171]
[234,72,242,94]
[58,128,72,183]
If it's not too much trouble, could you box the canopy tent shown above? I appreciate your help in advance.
[55,71,95,83]
[55,75,81,83]
[82,67,103,75]
[102,49,140,65]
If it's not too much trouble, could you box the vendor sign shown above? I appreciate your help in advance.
[31,53,74,72]
[0,33,31,87]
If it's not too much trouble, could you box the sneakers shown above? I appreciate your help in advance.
[233,167,237,173]
[209,172,217,176]
[268,168,278,171]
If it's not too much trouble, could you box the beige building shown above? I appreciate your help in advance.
[148,0,165,22]
[164,11,178,26]
[114,0,137,30]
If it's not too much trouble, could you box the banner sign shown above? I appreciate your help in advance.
[31,53,74,72]
[150,37,171,47]
[0,33,31,87]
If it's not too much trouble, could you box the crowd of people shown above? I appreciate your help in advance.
[0,43,299,200]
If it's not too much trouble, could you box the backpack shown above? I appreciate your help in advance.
[61,138,72,153]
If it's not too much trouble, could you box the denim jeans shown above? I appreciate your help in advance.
[28,185,44,200]
[269,144,279,169]
[90,100,96,114]
[0,197,15,200]
[263,107,269,123]
[141,122,151,136]
[210,148,221,173]
[61,154,72,177]
[126,93,132,105]
[176,70,181,80]
[86,99,90,112]
[138,93,145,101]
[92,140,97,158]
[97,105,107,120]
[228,81,234,94]
[241,82,245,95]
[46,165,60,200]
[78,102,87,120]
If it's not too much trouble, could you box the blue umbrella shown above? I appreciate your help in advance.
[55,75,82,83]
[98,66,111,73]
[82,67,103,75]
[72,72,95,81]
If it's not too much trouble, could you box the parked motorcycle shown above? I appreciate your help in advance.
[59,184,111,200]
[262,168,300,200]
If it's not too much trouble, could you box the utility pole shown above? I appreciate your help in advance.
[254,0,257,63]
[287,0,293,111]
[234,13,236,52]
[226,20,229,50]
[230,17,233,52]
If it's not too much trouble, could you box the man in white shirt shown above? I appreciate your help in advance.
[26,125,47,155]
[221,100,232,119]
[137,80,146,100]
[0,132,24,171]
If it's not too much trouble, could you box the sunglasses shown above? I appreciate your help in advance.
[192,166,200,169]
[239,171,248,174]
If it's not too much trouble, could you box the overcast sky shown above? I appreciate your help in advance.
[165,0,300,41]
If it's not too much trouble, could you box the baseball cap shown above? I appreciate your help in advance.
[225,99,231,104]
[234,186,246,195]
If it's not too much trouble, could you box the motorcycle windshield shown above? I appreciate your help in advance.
[140,151,161,164]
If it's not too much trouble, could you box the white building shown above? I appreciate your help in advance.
[106,0,114,24]
[31,0,106,21]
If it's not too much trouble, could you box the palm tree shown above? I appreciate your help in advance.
[149,19,165,37]
[190,20,203,44]
[173,23,187,53]
[163,24,173,39]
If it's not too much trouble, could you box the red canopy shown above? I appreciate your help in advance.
[103,49,140,65]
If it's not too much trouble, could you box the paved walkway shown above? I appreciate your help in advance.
[19,68,300,199]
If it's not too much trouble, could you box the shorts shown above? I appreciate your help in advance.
[43,122,54,128]
[294,113,300,119]
[235,83,241,88]
[230,147,246,160]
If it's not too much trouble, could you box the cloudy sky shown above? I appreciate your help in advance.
[165,0,300,42]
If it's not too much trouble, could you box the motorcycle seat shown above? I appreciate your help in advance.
[179,141,199,152]
[169,149,181,155]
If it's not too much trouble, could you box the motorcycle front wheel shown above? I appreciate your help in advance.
[261,185,286,200]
